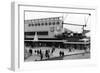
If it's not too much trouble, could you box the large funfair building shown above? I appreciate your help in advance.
[24,16,90,50]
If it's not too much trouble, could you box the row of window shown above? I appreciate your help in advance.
[28,21,61,27]
[25,31,48,35]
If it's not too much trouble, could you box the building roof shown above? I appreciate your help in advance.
[24,16,63,24]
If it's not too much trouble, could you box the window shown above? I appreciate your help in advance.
[35,24,37,26]
[41,23,44,26]
[49,22,51,25]
[53,22,55,25]
[45,23,48,25]
[25,32,35,35]
[56,21,60,24]
[37,31,48,35]
[37,23,40,26]
[28,24,31,27]
[32,24,34,26]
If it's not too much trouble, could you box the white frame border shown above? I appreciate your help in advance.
[11,2,97,71]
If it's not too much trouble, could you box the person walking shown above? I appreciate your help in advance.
[29,49,32,56]
[59,51,61,56]
[40,53,43,60]
[69,48,72,52]
[45,50,50,59]
[51,47,55,54]
[62,51,64,56]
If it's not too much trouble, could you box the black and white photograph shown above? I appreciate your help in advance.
[24,10,91,62]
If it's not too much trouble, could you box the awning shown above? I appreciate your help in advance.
[24,40,90,44]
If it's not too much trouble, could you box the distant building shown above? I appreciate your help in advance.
[24,16,63,40]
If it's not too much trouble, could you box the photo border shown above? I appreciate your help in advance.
[11,2,96,71]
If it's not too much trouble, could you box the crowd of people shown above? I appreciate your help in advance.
[24,45,90,61]
[28,47,78,61]
[28,47,56,61]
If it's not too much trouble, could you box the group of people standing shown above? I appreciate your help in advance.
[59,51,64,57]
[28,47,73,61]
[31,47,56,61]
[28,46,89,61]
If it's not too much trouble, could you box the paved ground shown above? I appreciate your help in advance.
[42,52,90,61]
[25,47,90,62]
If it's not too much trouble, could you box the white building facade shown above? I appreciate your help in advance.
[24,17,63,40]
